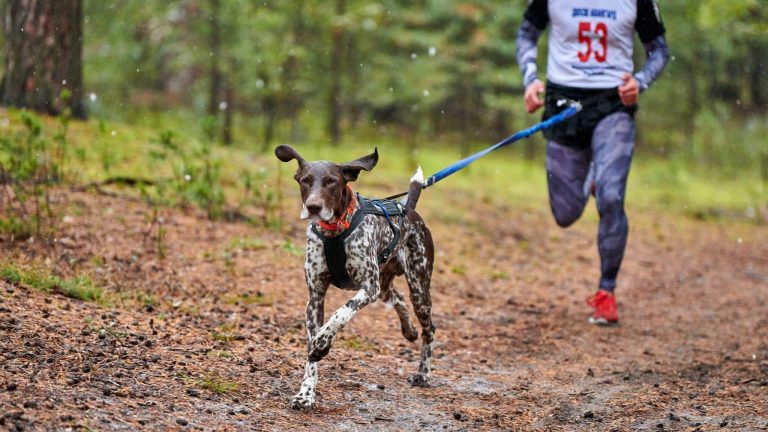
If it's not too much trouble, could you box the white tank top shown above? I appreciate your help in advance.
[546,0,639,88]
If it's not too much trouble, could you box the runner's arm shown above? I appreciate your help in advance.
[634,35,670,92]
[516,19,545,87]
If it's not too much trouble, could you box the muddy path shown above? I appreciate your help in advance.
[1,189,767,431]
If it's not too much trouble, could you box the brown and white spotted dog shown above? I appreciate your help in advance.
[275,145,435,410]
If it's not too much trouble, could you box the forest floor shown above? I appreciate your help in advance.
[1,185,767,432]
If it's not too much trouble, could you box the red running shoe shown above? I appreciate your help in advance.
[586,290,619,325]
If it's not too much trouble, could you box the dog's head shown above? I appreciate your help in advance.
[275,145,378,221]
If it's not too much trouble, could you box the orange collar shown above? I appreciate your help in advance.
[317,185,358,235]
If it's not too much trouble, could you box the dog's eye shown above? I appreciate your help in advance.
[301,176,313,185]
[322,177,336,187]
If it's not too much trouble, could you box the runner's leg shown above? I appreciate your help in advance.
[546,140,591,228]
[591,112,636,292]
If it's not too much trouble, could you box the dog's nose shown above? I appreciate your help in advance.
[306,203,322,214]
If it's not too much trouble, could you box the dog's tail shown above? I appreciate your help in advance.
[404,166,424,212]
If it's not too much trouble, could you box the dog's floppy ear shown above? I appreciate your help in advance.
[340,147,378,182]
[275,145,306,166]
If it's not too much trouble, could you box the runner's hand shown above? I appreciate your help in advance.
[524,80,545,114]
[618,73,639,106]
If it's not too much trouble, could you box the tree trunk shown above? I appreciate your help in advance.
[0,0,85,118]
[283,0,306,143]
[222,79,234,145]
[748,40,766,114]
[327,0,346,146]
[207,0,222,116]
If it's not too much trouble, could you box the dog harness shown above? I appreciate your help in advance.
[311,193,406,289]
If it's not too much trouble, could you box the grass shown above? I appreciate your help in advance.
[222,292,273,307]
[58,276,104,302]
[281,240,305,256]
[180,373,238,394]
[1,263,105,304]
[210,320,245,342]
[227,236,268,252]
[206,350,234,359]
[1,106,765,227]
[342,336,377,352]
[199,375,238,394]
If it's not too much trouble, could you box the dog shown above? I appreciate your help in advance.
[275,145,435,410]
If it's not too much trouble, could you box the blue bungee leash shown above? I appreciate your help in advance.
[386,100,583,200]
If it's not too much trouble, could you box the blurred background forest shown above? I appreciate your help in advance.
[0,0,766,230]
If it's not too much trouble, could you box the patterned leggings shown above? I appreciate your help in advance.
[546,112,636,292]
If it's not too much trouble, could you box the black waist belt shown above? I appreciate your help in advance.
[311,195,405,288]
[543,82,636,149]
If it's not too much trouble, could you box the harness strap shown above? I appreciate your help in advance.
[311,195,405,289]
[370,201,401,265]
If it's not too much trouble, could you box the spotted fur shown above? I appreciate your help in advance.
[275,145,435,410]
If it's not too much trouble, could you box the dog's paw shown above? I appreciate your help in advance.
[289,393,315,410]
[308,331,334,362]
[401,323,418,342]
[408,373,430,388]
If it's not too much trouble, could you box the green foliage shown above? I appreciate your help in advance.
[78,0,767,176]
[0,110,66,241]
[149,129,226,219]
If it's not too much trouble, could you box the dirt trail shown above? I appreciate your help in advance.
[1,190,767,431]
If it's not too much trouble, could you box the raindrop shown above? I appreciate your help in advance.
[219,101,228,111]
[428,47,437,57]
[110,130,117,137]
[255,79,265,89]
[423,90,430,97]
[89,92,97,102]
[410,53,418,60]
[184,174,192,181]
[62,79,67,85]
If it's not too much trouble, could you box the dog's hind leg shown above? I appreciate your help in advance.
[379,271,418,342]
[291,275,328,410]
[403,228,435,387]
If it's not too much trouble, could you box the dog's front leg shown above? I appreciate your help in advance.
[290,279,327,410]
[308,279,380,362]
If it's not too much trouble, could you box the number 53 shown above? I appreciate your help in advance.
[577,21,607,63]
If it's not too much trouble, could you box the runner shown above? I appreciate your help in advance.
[516,0,670,324]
